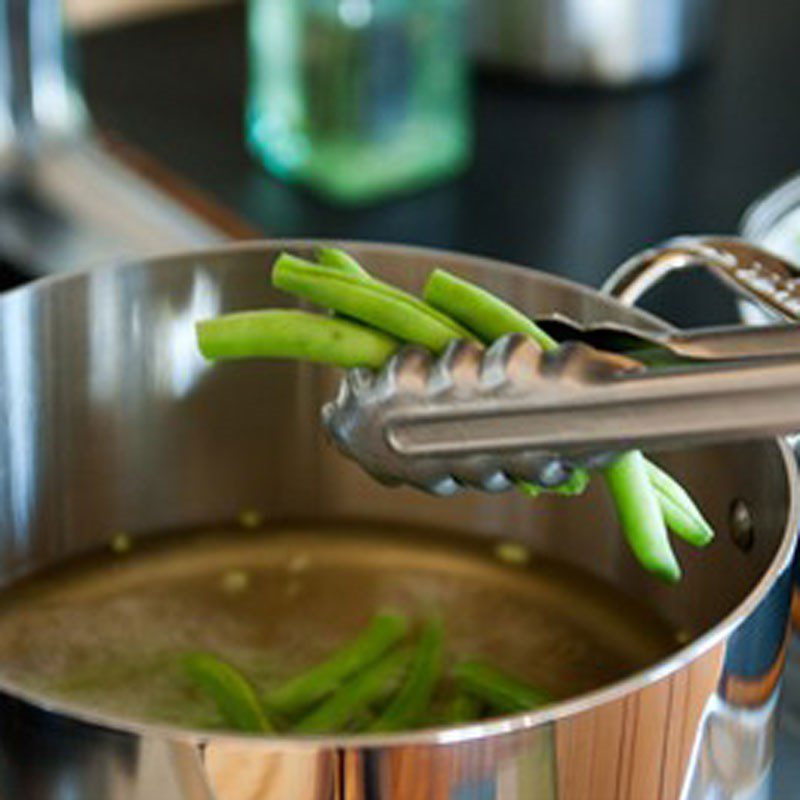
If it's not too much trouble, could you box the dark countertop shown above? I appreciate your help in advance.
[77,0,800,325]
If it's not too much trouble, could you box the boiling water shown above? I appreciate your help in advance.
[0,523,677,729]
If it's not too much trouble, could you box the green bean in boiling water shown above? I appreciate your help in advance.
[182,652,272,733]
[452,659,550,714]
[294,648,412,734]
[267,612,408,717]
[370,618,444,732]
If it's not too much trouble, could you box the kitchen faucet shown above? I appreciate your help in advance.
[0,0,227,274]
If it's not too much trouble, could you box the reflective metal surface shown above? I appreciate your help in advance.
[471,0,719,86]
[0,0,85,164]
[540,317,800,361]
[0,139,229,273]
[741,171,800,255]
[606,233,800,798]
[0,0,228,273]
[605,236,800,323]
[326,323,800,494]
[740,181,800,771]
[0,242,796,799]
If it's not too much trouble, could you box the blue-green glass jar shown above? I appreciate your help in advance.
[247,0,471,205]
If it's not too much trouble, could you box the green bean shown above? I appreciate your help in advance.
[272,253,476,352]
[309,257,581,497]
[182,652,272,733]
[644,460,714,547]
[316,247,372,279]
[346,710,377,732]
[441,691,483,725]
[294,648,411,734]
[452,660,550,714]
[516,469,590,497]
[267,612,408,717]
[425,267,705,572]
[423,268,560,352]
[370,618,444,732]
[423,268,588,497]
[603,452,681,582]
[196,310,399,368]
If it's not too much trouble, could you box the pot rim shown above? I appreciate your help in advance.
[1,239,797,749]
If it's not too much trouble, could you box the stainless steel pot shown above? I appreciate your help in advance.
[470,0,719,87]
[740,179,800,741]
[0,241,796,800]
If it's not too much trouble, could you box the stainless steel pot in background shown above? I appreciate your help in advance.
[0,242,796,800]
[0,0,226,273]
[471,0,720,86]
[741,171,800,270]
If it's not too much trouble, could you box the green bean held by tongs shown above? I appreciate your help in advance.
[196,309,399,368]
[644,460,714,547]
[294,647,412,734]
[370,618,444,732]
[604,451,681,582]
[316,246,373,278]
[196,248,715,582]
[424,267,710,576]
[423,268,560,352]
[182,652,273,733]
[423,267,589,497]
[266,612,409,717]
[272,253,477,353]
[452,659,551,714]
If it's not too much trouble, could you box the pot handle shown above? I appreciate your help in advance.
[602,235,800,322]
[605,235,800,800]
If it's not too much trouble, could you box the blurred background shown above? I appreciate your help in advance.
[3,0,800,320]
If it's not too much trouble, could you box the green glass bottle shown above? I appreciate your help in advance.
[247,0,471,205]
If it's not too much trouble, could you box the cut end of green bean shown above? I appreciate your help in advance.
[316,247,371,278]
[644,459,715,547]
[182,652,272,733]
[656,490,715,549]
[643,554,682,584]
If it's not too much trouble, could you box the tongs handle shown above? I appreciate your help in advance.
[388,341,800,462]
[605,235,800,322]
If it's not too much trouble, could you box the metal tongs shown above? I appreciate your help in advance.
[323,237,800,495]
